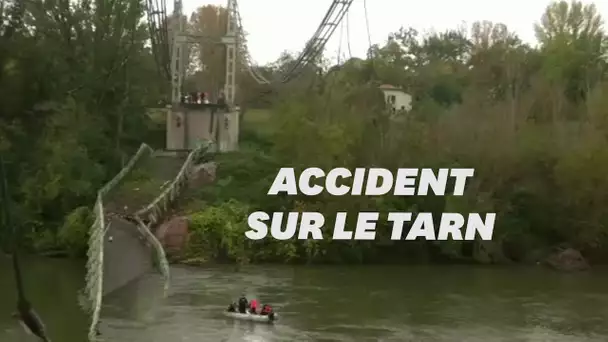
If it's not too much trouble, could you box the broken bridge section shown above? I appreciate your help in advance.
[84,142,213,341]
[101,150,188,296]
[81,142,215,341]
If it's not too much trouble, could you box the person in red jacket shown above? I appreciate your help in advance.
[260,304,273,316]
[249,299,258,314]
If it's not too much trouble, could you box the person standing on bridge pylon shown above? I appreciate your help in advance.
[217,91,226,107]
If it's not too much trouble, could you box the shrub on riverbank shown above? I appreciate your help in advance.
[57,206,93,257]
[181,200,298,264]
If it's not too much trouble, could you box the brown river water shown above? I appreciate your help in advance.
[0,257,607,341]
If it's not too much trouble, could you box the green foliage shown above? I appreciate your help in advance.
[0,0,166,250]
[29,229,58,253]
[2,0,608,268]
[185,200,252,263]
[57,206,93,257]
[181,1,608,265]
[184,200,298,263]
[197,150,279,206]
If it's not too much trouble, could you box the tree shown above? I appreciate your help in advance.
[534,0,603,44]
[535,1,607,102]
[0,0,165,248]
[186,5,228,96]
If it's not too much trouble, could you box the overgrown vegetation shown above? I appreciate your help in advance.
[1,0,607,266]
[0,0,166,254]
[180,1,608,265]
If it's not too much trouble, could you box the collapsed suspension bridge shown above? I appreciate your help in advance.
[83,0,355,340]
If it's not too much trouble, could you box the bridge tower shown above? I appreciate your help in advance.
[222,0,237,106]
[165,0,239,152]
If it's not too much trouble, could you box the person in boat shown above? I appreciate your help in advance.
[249,299,258,314]
[227,302,237,312]
[260,304,273,316]
[237,294,248,314]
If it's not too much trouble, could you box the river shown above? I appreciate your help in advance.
[0,256,607,342]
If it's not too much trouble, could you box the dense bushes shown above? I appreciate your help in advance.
[183,200,299,264]
[0,0,164,252]
[193,91,608,264]
[56,206,93,257]
[183,1,608,264]
[2,0,607,266]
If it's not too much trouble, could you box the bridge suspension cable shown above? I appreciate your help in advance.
[231,0,271,85]
[233,0,354,85]
[146,0,171,81]
[145,0,355,99]
[362,0,372,56]
[278,0,354,84]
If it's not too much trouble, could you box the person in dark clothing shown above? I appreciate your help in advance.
[217,92,226,106]
[237,294,248,314]
[227,302,237,312]
[189,92,198,104]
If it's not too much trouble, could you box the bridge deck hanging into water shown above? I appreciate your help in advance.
[82,0,355,340]
[84,143,212,340]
